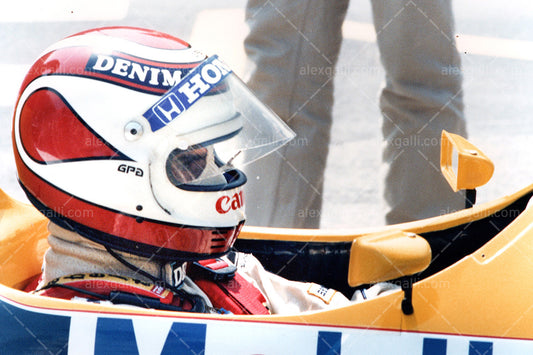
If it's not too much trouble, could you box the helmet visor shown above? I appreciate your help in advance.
[144,55,295,187]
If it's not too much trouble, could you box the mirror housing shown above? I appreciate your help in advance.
[440,130,494,192]
[348,231,431,287]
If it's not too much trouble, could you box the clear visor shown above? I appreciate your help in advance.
[145,56,295,187]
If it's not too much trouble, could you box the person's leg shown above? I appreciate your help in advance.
[371,0,467,224]
[243,0,349,227]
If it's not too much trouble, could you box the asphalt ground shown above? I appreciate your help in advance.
[1,0,532,228]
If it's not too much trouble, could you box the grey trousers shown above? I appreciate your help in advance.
[243,0,467,228]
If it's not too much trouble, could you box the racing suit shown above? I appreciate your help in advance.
[32,223,367,314]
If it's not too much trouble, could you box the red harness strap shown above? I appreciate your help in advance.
[31,273,195,311]
[191,259,270,315]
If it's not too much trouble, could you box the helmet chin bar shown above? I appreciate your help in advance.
[21,182,242,262]
[148,141,247,228]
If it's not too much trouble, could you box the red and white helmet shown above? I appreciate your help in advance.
[12,27,294,261]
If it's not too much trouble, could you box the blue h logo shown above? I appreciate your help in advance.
[153,93,185,125]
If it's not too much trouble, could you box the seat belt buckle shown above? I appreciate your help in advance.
[189,258,237,282]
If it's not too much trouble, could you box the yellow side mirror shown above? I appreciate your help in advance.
[440,130,494,192]
[347,231,431,287]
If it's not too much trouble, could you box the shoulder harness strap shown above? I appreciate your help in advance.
[189,258,270,315]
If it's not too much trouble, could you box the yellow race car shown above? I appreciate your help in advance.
[0,131,531,354]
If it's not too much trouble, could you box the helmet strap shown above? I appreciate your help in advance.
[104,245,177,289]
[104,246,206,312]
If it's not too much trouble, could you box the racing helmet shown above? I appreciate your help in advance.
[12,27,294,261]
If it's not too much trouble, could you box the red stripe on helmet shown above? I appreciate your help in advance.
[19,88,121,164]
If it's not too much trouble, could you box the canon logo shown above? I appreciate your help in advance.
[216,191,244,214]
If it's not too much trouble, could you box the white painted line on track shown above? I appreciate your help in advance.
[342,21,377,43]
[0,0,129,22]
[343,20,533,61]
[454,34,533,61]
[191,9,533,66]
[0,64,29,108]
[2,8,531,109]
[189,9,249,77]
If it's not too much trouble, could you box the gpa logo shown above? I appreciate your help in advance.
[216,191,244,214]
[118,164,144,177]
